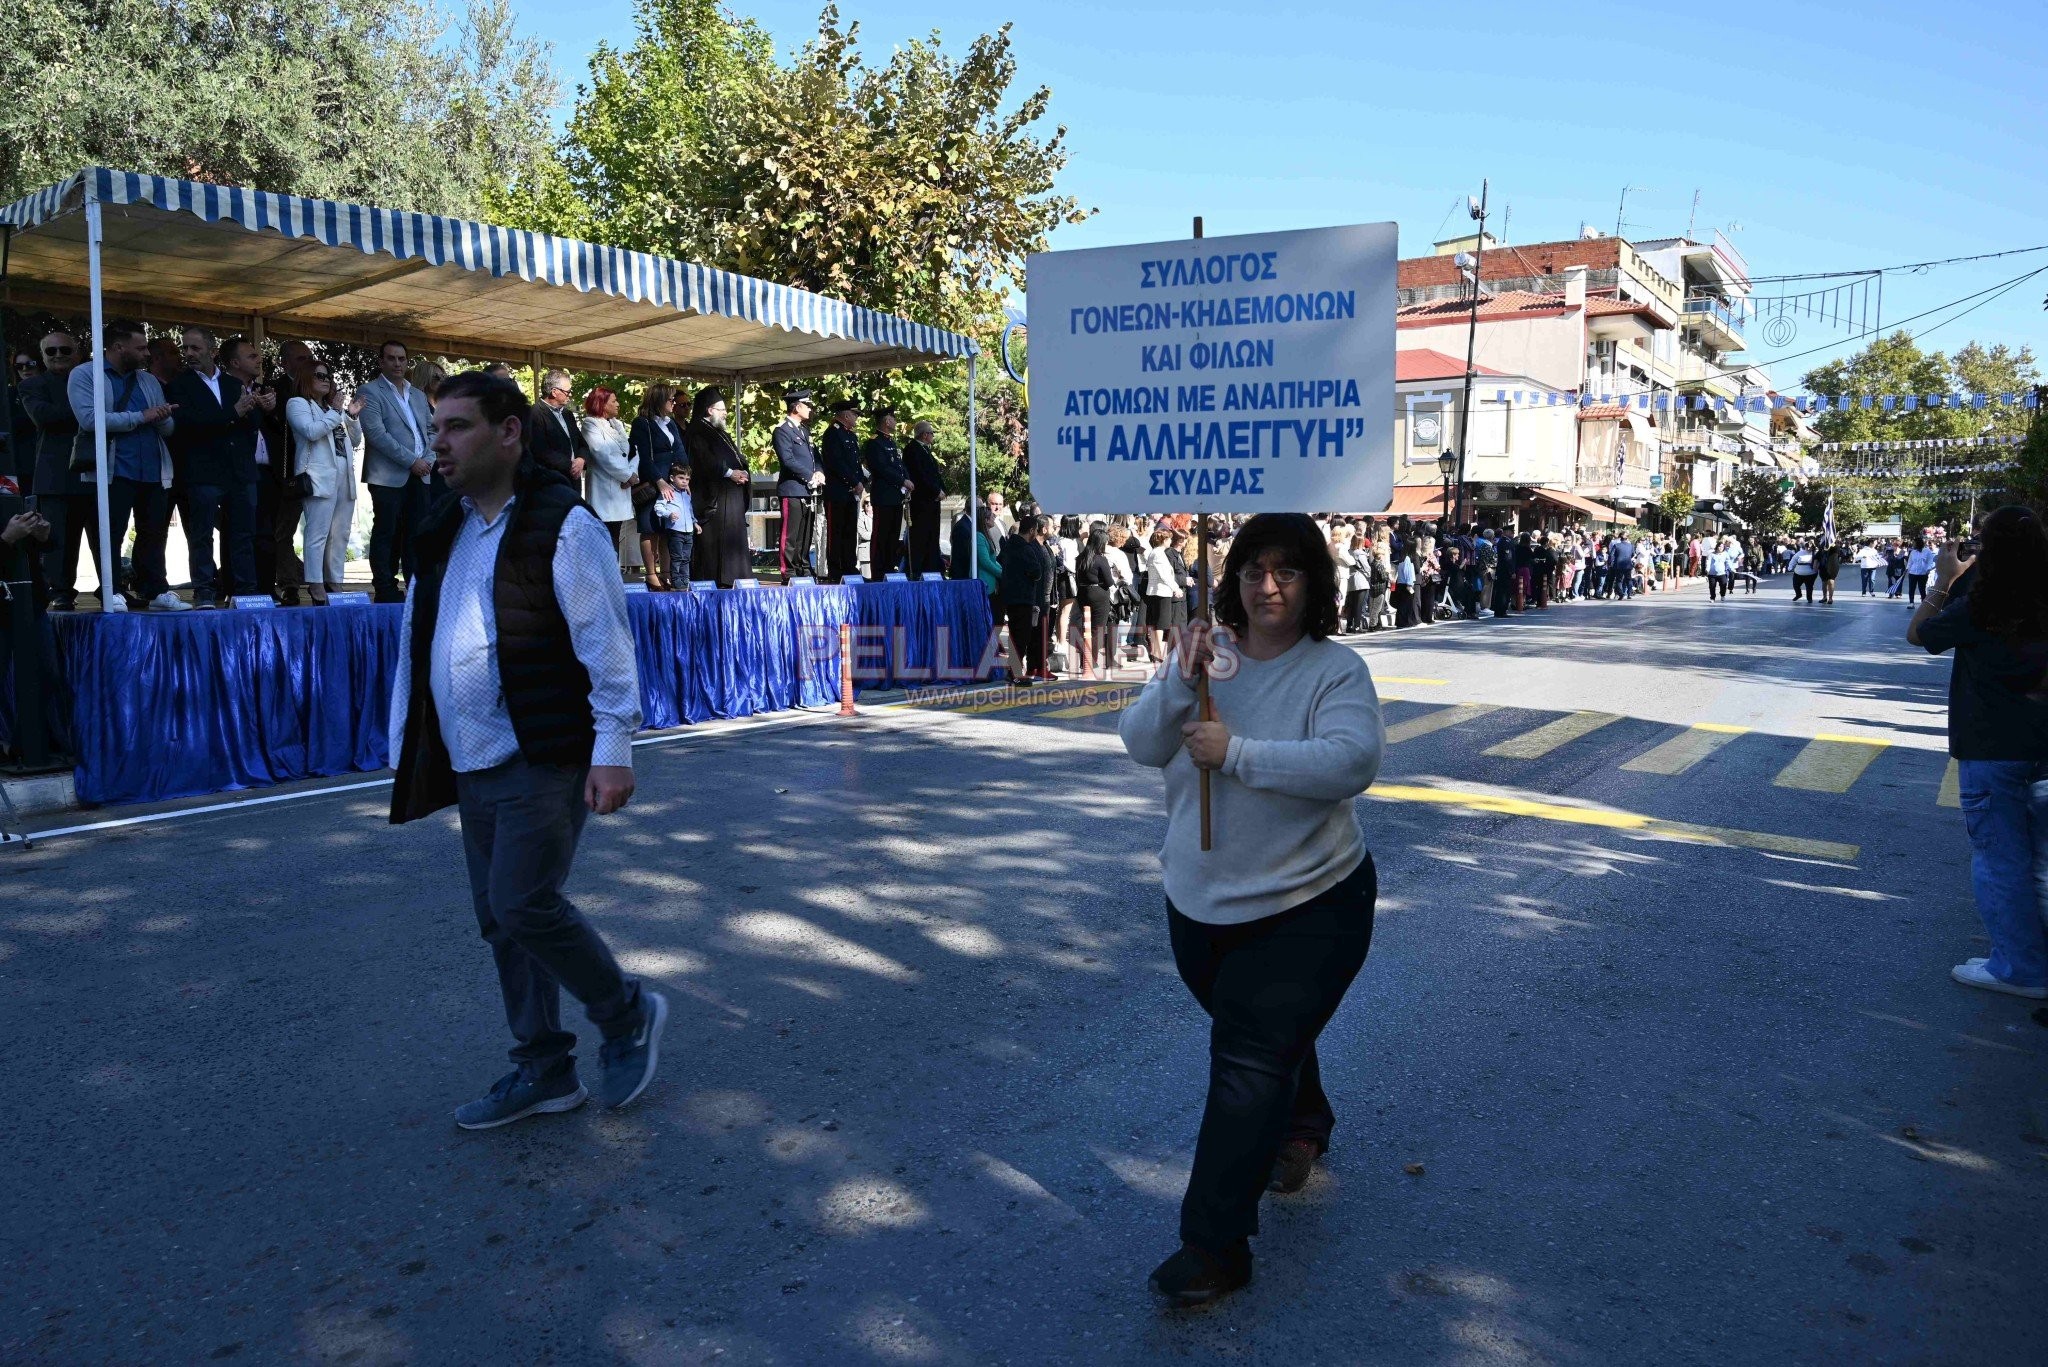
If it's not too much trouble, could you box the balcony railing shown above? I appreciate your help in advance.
[1683,297,1746,335]
[1575,460,1657,491]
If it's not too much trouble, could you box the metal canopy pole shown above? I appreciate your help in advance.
[966,354,977,566]
[86,196,121,612]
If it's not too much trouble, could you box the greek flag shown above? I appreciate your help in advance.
[1821,488,1837,550]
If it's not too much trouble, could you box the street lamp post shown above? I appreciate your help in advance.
[1437,451,1456,527]
[1452,180,1489,531]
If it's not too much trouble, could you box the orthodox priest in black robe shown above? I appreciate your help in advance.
[685,386,753,587]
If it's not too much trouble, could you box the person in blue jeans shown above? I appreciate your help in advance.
[1909,506,2048,999]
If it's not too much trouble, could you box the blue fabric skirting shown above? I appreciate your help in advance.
[35,580,996,807]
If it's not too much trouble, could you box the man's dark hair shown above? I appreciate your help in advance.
[1215,512,1338,640]
[436,370,530,428]
[218,335,256,367]
[1967,505,2048,640]
[103,317,145,349]
[379,339,409,360]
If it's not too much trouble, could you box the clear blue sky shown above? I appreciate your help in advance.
[521,0,2047,389]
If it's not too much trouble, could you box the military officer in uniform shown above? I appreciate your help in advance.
[862,407,912,579]
[772,387,821,579]
[903,418,944,576]
[821,398,866,582]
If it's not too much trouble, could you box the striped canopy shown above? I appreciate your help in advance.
[0,168,976,381]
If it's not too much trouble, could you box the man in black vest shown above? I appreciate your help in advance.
[821,397,866,582]
[772,387,821,579]
[903,418,944,575]
[863,407,912,578]
[387,370,666,1130]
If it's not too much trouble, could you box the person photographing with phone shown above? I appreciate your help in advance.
[1117,512,1386,1306]
[1909,507,2048,999]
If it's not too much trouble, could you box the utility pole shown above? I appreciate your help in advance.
[1452,180,1488,531]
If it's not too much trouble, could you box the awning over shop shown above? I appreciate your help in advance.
[0,168,976,381]
[1362,484,1454,518]
[1525,486,1639,526]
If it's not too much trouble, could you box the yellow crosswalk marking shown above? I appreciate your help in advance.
[1383,703,1502,744]
[1366,782,1859,862]
[1483,711,1623,759]
[1621,723,1751,775]
[1041,696,1135,720]
[1773,734,1890,793]
[1939,759,1960,808]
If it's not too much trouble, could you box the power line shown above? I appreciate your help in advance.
[1698,262,2048,385]
[1747,242,2048,285]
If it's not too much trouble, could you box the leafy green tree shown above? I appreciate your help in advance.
[1655,488,1695,532]
[1724,467,1792,538]
[533,1,1088,494]
[1800,332,2036,526]
[1,0,560,215]
[1791,479,1868,537]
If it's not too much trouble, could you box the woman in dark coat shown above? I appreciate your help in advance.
[683,386,753,587]
[628,384,681,588]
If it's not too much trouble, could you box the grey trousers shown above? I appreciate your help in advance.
[455,756,640,1081]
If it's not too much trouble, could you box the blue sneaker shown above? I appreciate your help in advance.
[599,990,668,1109]
[453,1069,587,1131]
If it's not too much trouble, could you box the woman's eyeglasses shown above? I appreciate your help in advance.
[13,359,41,373]
[312,370,332,380]
[1237,566,1302,586]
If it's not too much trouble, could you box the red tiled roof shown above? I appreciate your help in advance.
[1577,404,1631,420]
[1396,348,1508,381]
[1396,290,1573,326]
[1398,238,1623,290]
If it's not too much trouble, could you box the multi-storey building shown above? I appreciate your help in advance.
[1386,226,1781,531]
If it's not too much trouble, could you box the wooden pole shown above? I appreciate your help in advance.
[1192,215,1213,851]
[1196,512,1214,851]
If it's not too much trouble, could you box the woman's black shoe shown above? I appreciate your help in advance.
[1148,1240,1251,1306]
[1267,1139,1317,1194]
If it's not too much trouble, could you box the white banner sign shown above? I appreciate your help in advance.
[1025,223,1397,514]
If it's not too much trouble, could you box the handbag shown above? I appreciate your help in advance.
[630,426,661,508]
[70,372,141,474]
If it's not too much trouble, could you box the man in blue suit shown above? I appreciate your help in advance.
[358,340,436,602]
[1608,534,1637,600]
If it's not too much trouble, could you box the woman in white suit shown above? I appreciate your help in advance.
[286,364,364,606]
[580,387,635,563]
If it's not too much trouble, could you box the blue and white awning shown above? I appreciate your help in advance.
[0,168,976,379]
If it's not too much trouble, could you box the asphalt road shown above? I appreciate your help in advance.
[4,574,2043,1365]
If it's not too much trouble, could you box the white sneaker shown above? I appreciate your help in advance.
[1951,960,2047,999]
[148,592,193,612]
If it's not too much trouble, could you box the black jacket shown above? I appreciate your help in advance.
[389,467,595,824]
[821,425,865,503]
[863,435,909,507]
[527,401,587,478]
[903,438,943,504]
[165,368,263,487]
[19,370,81,496]
[773,420,819,499]
[684,419,747,521]
[998,533,1055,608]
[628,415,679,486]
[950,511,975,580]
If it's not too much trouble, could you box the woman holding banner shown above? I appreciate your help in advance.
[1118,512,1386,1307]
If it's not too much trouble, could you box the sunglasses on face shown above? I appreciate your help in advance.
[42,345,74,357]
[14,359,40,371]
[312,370,332,380]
